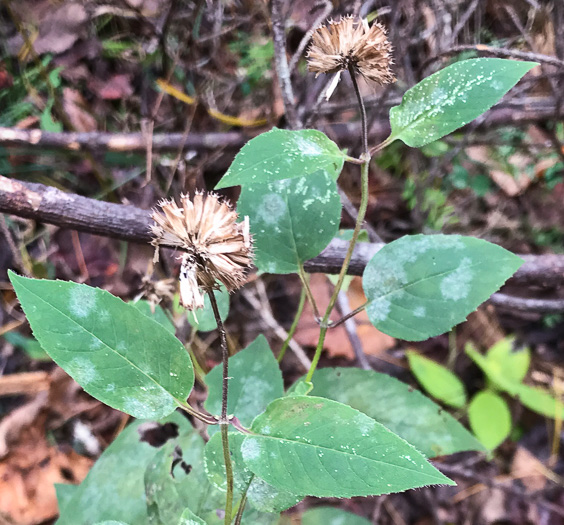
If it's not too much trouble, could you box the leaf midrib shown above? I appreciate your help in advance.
[246,433,447,483]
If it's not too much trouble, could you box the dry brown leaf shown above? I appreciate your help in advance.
[294,275,394,360]
[62,88,97,132]
[0,416,91,525]
[510,447,548,493]
[466,147,534,197]
[89,74,134,100]
[33,3,88,55]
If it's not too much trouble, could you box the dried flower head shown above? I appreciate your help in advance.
[307,16,394,87]
[150,192,253,310]
[135,276,176,313]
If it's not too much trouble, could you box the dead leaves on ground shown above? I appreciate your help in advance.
[0,369,97,525]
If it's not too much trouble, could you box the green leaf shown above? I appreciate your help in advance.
[294,368,484,458]
[9,272,194,419]
[466,345,564,419]
[407,351,467,408]
[93,522,130,525]
[241,396,454,498]
[389,58,537,147]
[204,431,303,513]
[301,507,371,525]
[57,420,159,524]
[132,300,175,334]
[363,235,523,341]
[179,509,206,525]
[55,483,78,515]
[513,383,564,419]
[468,390,511,450]
[237,172,342,274]
[205,335,283,428]
[215,128,345,188]
[3,331,50,361]
[187,285,230,332]
[145,428,209,524]
[146,424,278,525]
[484,337,530,383]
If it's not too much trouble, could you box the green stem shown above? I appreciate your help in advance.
[233,476,253,525]
[278,284,307,363]
[220,423,234,524]
[305,66,371,382]
[298,264,320,320]
[208,290,234,525]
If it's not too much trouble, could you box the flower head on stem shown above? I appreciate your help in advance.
[307,15,395,96]
[150,192,254,310]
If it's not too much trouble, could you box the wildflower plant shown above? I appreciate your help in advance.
[8,15,539,525]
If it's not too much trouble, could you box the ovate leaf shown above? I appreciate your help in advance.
[9,272,194,419]
[204,431,303,513]
[205,335,283,428]
[295,368,483,457]
[301,507,371,525]
[363,235,523,341]
[216,128,345,188]
[146,425,278,525]
[407,351,467,408]
[468,390,511,450]
[241,396,454,498]
[484,337,530,383]
[132,300,175,334]
[57,420,157,524]
[237,172,341,274]
[389,58,537,147]
[466,345,564,419]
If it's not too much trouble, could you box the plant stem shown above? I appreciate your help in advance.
[208,289,234,525]
[298,264,320,320]
[234,477,253,525]
[305,66,371,382]
[220,423,234,524]
[278,285,307,363]
[349,64,369,157]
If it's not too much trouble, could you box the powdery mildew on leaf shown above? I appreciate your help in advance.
[363,234,523,340]
[389,58,537,147]
[216,128,345,188]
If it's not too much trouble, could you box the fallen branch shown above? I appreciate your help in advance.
[1,176,563,312]
[2,98,564,154]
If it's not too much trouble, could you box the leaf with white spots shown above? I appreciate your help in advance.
[9,272,194,419]
[204,335,283,428]
[293,368,484,458]
[204,431,303,513]
[237,171,342,274]
[363,235,523,341]
[215,128,345,188]
[389,58,537,147]
[241,396,454,498]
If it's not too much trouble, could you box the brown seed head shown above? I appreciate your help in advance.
[307,15,395,85]
[150,192,254,310]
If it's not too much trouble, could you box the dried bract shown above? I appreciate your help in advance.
[307,16,395,85]
[150,192,253,310]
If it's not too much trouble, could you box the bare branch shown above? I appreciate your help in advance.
[1,176,563,313]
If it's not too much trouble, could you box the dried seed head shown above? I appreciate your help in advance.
[150,192,254,310]
[138,276,176,312]
[307,15,395,86]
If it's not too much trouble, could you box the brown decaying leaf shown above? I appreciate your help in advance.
[33,3,88,55]
[63,88,97,132]
[294,274,394,359]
